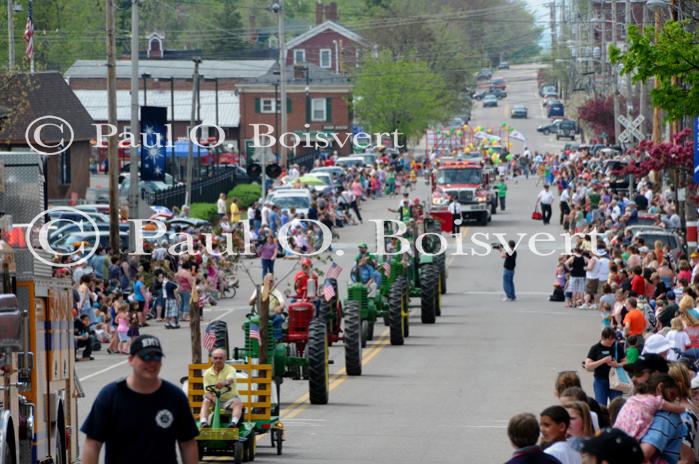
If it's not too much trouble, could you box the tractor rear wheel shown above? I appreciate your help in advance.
[344,300,362,376]
[438,254,447,296]
[307,318,329,404]
[271,428,283,455]
[420,264,437,324]
[389,278,405,345]
[367,320,374,340]
[206,320,230,358]
[401,278,410,338]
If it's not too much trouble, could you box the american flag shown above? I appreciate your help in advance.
[323,283,335,302]
[24,0,33,60]
[249,323,261,342]
[382,262,391,275]
[326,263,343,280]
[203,330,216,352]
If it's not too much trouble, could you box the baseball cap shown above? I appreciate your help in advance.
[624,353,669,376]
[130,335,165,358]
[641,334,672,355]
[578,428,643,464]
[667,290,676,300]
[358,242,368,249]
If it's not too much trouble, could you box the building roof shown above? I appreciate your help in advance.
[241,62,350,87]
[285,20,369,50]
[0,71,94,145]
[65,60,276,80]
[73,89,240,127]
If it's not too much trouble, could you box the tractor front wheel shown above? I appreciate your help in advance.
[308,318,329,404]
[420,264,437,324]
[344,300,362,376]
[244,431,256,462]
[389,278,405,345]
[361,320,369,347]
[234,441,244,464]
[436,253,447,296]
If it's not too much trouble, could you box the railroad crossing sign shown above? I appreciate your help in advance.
[617,115,645,144]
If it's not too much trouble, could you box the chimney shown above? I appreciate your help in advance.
[325,2,337,22]
[316,1,324,24]
[249,15,257,43]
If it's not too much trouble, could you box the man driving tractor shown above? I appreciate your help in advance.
[293,258,318,300]
[199,348,243,429]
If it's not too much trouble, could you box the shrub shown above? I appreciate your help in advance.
[228,183,261,209]
[189,203,218,223]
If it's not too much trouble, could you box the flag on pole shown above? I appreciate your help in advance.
[382,262,391,275]
[323,283,335,302]
[249,323,261,342]
[203,330,216,352]
[509,130,527,142]
[326,263,343,280]
[24,0,34,61]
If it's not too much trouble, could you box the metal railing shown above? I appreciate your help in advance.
[144,167,253,209]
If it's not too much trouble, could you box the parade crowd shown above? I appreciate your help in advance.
[504,147,699,464]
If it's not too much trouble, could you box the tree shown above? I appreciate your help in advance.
[610,21,699,121]
[200,0,247,58]
[577,95,626,143]
[352,51,456,144]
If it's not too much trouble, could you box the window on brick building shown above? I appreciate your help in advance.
[319,49,332,69]
[311,98,327,121]
[293,49,306,64]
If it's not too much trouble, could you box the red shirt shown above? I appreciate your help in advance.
[631,275,646,296]
[294,271,318,299]
[324,158,335,166]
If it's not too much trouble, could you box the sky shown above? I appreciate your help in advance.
[524,0,553,49]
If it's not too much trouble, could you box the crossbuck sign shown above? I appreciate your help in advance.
[617,115,645,144]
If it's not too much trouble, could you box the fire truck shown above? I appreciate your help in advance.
[0,152,79,464]
[429,157,497,230]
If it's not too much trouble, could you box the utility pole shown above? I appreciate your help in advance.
[7,0,14,70]
[184,57,201,209]
[550,1,557,55]
[274,0,288,168]
[129,0,140,245]
[625,0,633,119]
[106,0,120,253]
[651,8,662,143]
[611,0,620,144]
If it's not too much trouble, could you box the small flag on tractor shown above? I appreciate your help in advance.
[249,323,261,342]
[203,330,216,352]
[323,283,335,302]
[382,262,391,275]
[326,263,343,280]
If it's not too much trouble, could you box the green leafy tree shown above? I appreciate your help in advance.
[353,50,455,143]
[610,21,699,121]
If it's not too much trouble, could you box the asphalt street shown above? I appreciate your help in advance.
[76,64,603,463]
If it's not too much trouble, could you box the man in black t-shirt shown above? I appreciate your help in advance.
[501,240,517,302]
[657,291,679,329]
[584,327,625,406]
[81,335,198,464]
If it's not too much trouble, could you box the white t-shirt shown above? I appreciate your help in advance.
[217,198,227,215]
[667,330,690,358]
[448,201,461,214]
[538,190,554,205]
[560,189,570,203]
[544,440,582,464]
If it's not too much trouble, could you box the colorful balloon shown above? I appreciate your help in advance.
[506,154,513,161]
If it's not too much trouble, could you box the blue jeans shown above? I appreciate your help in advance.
[593,377,622,406]
[178,291,191,320]
[261,258,275,278]
[503,269,515,300]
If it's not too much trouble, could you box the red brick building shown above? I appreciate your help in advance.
[285,2,369,74]
[237,64,352,158]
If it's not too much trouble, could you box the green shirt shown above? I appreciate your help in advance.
[589,192,601,208]
[496,182,507,198]
[626,346,640,364]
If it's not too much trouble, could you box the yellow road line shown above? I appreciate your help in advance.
[280,329,391,419]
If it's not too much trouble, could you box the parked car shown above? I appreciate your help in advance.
[488,88,507,99]
[491,77,506,90]
[547,102,565,118]
[476,68,492,81]
[510,105,528,118]
[537,120,563,135]
[556,120,577,140]
[482,95,498,108]
[498,61,510,69]
[266,189,312,216]
[561,143,579,154]
[635,231,685,262]
[540,84,557,97]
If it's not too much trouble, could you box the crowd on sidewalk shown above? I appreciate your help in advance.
[505,146,699,463]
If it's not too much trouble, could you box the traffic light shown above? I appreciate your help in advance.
[265,164,282,179]
[248,163,262,178]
